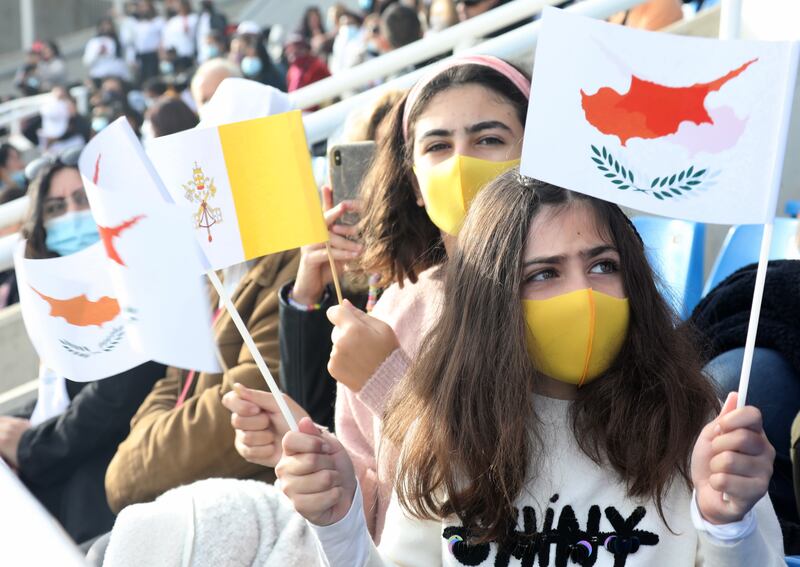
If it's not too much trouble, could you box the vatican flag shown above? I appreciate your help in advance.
[147,110,328,270]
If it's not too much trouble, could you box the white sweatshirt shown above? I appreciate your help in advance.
[314,396,784,567]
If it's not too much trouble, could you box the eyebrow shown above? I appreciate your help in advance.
[466,120,512,134]
[523,245,617,267]
[418,120,513,141]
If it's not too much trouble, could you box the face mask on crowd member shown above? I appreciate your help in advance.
[405,57,530,241]
[37,166,99,257]
[160,60,175,76]
[240,56,262,77]
[45,210,100,257]
[519,196,630,387]
[414,154,518,235]
[92,114,111,133]
[0,144,26,188]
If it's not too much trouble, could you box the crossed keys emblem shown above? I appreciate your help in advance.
[182,162,222,242]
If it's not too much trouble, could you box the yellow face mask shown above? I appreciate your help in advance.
[523,289,630,387]
[414,155,520,235]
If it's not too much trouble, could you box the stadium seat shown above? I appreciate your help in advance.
[786,557,800,567]
[786,200,800,218]
[632,216,705,318]
[702,218,800,297]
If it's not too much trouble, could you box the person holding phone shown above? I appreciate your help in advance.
[225,55,530,543]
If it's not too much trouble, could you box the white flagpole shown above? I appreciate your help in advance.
[719,0,743,40]
[206,270,298,431]
[734,223,773,408]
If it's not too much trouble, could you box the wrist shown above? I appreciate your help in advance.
[289,284,325,306]
[288,284,328,311]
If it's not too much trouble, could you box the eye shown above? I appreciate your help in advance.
[525,268,558,282]
[423,141,451,154]
[589,260,619,275]
[476,135,504,146]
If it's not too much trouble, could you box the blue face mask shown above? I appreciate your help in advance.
[10,170,26,187]
[206,45,221,59]
[44,210,100,257]
[241,56,262,77]
[159,60,175,75]
[92,116,110,132]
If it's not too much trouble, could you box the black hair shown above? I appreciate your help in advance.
[381,3,422,49]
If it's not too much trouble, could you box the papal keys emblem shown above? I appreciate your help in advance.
[182,162,222,242]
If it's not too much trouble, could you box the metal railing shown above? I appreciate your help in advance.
[0,0,657,271]
[302,0,648,145]
[287,0,561,110]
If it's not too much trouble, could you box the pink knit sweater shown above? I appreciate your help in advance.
[334,266,444,543]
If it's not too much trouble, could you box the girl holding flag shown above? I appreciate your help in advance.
[275,172,784,566]
[225,55,529,540]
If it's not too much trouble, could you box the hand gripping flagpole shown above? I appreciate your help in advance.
[206,270,298,431]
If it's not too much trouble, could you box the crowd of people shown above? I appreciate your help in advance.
[0,0,796,566]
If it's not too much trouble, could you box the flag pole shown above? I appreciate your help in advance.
[206,270,298,431]
[325,242,344,304]
[719,0,743,40]
[734,223,773,408]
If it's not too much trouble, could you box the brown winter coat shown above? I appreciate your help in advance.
[105,250,299,513]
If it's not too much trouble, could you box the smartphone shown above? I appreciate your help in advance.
[328,141,376,226]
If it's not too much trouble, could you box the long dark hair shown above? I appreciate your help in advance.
[357,63,529,286]
[298,6,325,39]
[21,162,74,259]
[382,172,718,544]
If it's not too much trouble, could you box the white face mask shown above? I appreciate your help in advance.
[339,24,359,42]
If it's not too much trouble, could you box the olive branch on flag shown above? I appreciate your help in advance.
[59,325,125,358]
[590,145,707,200]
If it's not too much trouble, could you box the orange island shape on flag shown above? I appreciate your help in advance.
[581,58,757,146]
[30,287,121,327]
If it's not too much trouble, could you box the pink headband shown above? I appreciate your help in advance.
[401,54,531,141]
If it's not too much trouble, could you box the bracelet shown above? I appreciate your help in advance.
[287,285,327,312]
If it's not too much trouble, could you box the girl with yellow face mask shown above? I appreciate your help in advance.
[275,172,783,567]
[227,56,530,542]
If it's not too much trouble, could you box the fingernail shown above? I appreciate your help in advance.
[321,443,330,453]
[713,423,722,436]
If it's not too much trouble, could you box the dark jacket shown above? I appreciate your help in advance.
[17,361,165,543]
[691,260,800,375]
[279,281,368,431]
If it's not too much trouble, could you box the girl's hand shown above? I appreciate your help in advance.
[276,417,357,526]
[222,384,309,468]
[691,392,775,525]
[292,186,363,305]
[0,416,31,468]
[326,299,400,392]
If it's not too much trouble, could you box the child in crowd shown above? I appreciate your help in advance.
[277,172,783,566]
[226,55,529,542]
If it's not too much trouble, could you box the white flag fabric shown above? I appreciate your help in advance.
[521,7,800,225]
[14,241,149,382]
[197,77,292,128]
[79,118,221,373]
[0,461,87,566]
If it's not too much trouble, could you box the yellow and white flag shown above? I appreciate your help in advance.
[147,110,328,270]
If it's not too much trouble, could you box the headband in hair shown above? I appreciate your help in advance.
[402,55,531,141]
